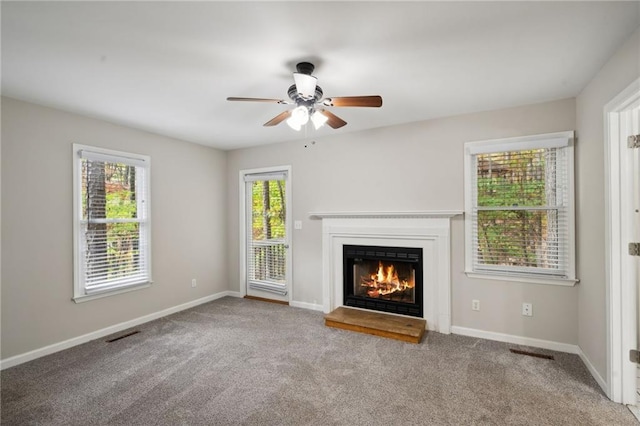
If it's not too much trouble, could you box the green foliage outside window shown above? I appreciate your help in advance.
[251,180,285,241]
[249,179,286,283]
[83,160,141,282]
[476,149,559,269]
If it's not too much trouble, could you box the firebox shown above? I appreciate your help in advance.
[343,245,423,318]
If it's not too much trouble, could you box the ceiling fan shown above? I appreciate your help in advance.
[227,62,382,131]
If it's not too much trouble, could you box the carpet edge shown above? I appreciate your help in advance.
[0,290,241,370]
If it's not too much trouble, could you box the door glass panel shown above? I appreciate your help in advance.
[247,178,287,293]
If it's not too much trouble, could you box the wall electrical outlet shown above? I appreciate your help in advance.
[522,302,533,317]
[472,299,480,311]
[191,279,197,288]
[294,220,303,230]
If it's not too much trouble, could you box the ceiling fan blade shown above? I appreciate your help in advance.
[227,97,286,104]
[319,110,347,129]
[322,96,383,108]
[263,110,292,127]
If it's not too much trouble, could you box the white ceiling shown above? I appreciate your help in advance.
[2,2,639,150]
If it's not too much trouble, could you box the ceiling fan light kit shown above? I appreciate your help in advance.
[311,110,329,129]
[286,106,309,130]
[227,62,382,132]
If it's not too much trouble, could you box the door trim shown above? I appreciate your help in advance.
[605,76,640,404]
[238,165,292,302]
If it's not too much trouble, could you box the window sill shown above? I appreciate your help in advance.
[465,271,579,287]
[73,281,152,303]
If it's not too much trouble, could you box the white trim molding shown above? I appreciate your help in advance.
[309,210,462,220]
[464,272,578,287]
[290,300,324,311]
[0,291,241,370]
[463,131,577,286]
[604,76,640,404]
[238,165,293,302]
[451,326,607,393]
[451,326,580,354]
[72,144,153,302]
[579,349,608,395]
[318,215,458,334]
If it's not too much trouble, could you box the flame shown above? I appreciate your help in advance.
[363,261,414,298]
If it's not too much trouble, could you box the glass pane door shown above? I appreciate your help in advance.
[245,174,289,300]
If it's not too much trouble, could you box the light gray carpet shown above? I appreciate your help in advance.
[1,297,636,425]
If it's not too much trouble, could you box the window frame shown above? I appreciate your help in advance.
[72,144,152,302]
[463,131,578,286]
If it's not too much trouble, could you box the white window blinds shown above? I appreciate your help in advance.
[74,146,151,298]
[465,132,575,281]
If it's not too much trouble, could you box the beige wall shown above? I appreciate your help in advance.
[227,98,579,344]
[5,25,636,366]
[1,97,228,359]
[576,28,640,379]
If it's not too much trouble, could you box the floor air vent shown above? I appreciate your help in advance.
[509,348,554,360]
[106,330,140,343]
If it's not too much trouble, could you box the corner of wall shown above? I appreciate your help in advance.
[575,26,640,390]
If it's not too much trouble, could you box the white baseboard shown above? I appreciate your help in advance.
[577,348,608,395]
[450,326,609,394]
[451,326,581,354]
[2,296,612,398]
[290,300,324,311]
[0,290,237,370]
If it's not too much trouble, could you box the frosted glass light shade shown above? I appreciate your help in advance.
[286,119,301,131]
[311,110,329,129]
[293,73,318,99]
[286,106,309,131]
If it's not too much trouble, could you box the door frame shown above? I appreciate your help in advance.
[238,165,293,301]
[605,77,640,404]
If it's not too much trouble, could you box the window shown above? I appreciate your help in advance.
[73,144,151,301]
[464,131,576,285]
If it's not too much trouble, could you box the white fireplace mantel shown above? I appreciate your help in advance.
[312,212,461,334]
[309,211,462,220]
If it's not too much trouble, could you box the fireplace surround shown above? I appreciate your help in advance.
[310,211,460,334]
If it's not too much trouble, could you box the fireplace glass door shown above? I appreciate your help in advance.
[343,245,423,317]
[352,259,415,303]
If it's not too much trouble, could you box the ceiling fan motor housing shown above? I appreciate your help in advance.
[295,62,315,75]
[287,84,323,106]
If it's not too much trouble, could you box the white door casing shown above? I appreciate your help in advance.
[632,109,640,406]
[239,166,292,302]
[605,77,640,404]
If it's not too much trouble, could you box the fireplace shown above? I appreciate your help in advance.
[313,212,457,333]
[343,245,423,317]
